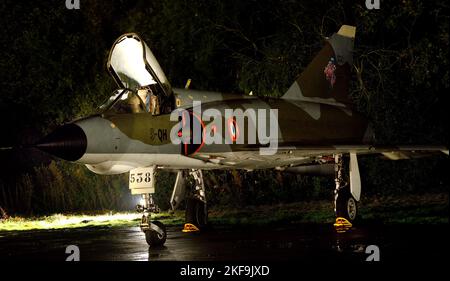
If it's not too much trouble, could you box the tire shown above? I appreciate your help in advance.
[145,221,167,247]
[335,187,358,222]
[185,198,208,229]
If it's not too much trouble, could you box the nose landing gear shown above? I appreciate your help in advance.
[138,193,167,247]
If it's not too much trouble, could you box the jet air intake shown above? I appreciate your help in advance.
[36,124,87,161]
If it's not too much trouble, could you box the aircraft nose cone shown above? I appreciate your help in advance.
[36,124,87,161]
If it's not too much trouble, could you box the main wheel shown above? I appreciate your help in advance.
[335,187,358,222]
[145,221,167,247]
[185,198,208,229]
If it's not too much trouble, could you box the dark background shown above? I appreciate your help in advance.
[0,0,448,215]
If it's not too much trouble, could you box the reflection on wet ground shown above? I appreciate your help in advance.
[0,223,448,261]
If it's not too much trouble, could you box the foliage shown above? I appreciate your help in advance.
[0,161,133,215]
[0,0,448,214]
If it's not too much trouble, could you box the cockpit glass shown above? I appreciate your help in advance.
[109,36,157,89]
[99,89,126,110]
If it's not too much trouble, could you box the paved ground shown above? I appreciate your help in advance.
[0,223,448,262]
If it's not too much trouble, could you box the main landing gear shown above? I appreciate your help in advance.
[184,170,208,232]
[333,153,361,232]
[170,169,208,233]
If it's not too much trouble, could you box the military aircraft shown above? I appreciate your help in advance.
[35,25,448,246]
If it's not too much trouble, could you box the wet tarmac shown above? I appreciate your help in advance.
[0,223,448,262]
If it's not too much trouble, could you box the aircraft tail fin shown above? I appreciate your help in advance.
[282,25,356,106]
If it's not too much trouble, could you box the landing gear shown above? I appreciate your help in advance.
[169,169,209,232]
[144,220,166,247]
[335,187,358,221]
[185,198,208,230]
[183,169,208,232]
[138,193,167,247]
[334,154,358,223]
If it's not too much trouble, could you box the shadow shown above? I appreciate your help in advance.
[147,245,172,261]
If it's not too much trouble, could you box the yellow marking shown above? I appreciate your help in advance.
[176,98,181,107]
[188,95,193,100]
[185,79,192,89]
[110,123,116,128]
[182,223,200,233]
[337,25,356,38]
[334,217,352,233]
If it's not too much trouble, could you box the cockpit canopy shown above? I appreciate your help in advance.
[104,33,174,115]
[107,33,172,96]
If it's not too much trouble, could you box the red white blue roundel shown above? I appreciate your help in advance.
[228,118,239,142]
[324,57,337,87]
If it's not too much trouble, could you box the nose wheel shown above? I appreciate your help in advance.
[138,194,167,247]
[143,220,167,247]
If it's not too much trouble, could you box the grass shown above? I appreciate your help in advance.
[0,212,184,232]
[208,201,335,226]
[358,193,449,224]
[0,193,447,232]
[209,193,448,226]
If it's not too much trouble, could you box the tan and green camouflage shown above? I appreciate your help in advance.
[36,26,448,175]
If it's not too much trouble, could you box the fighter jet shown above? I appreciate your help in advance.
[35,25,448,246]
